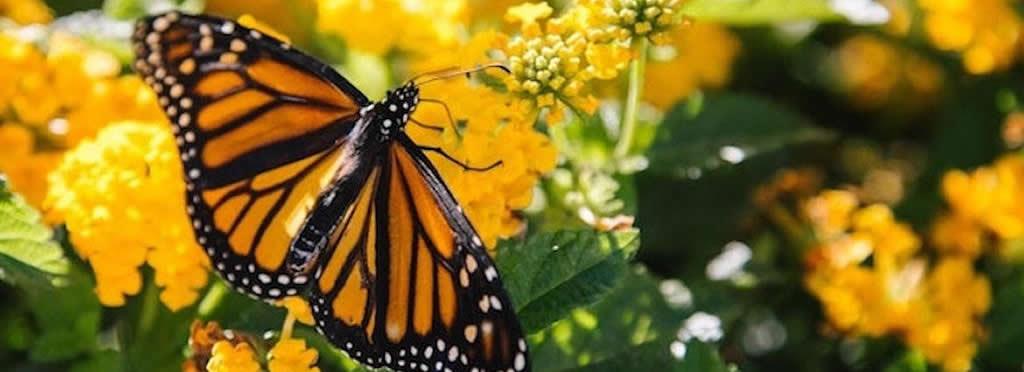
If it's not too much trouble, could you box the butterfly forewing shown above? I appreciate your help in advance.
[309,137,529,372]
[132,12,368,300]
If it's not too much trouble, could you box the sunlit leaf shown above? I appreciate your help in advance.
[683,0,842,24]
[648,93,833,178]
[0,180,69,289]
[530,269,728,371]
[497,230,640,332]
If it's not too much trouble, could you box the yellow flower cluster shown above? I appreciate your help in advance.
[802,190,990,372]
[643,21,739,109]
[834,34,943,111]
[918,0,1022,74]
[409,31,559,247]
[188,314,321,372]
[46,122,208,311]
[207,341,261,372]
[932,154,1024,259]
[0,31,162,209]
[583,0,684,44]
[316,0,467,55]
[500,2,632,123]
[268,338,320,372]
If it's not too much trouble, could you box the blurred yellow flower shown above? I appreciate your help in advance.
[208,341,261,372]
[803,190,989,372]
[907,257,990,372]
[0,122,61,207]
[238,14,293,44]
[0,0,52,25]
[316,0,467,55]
[207,0,312,45]
[933,154,1024,258]
[918,0,1021,74]
[804,189,860,240]
[643,21,739,109]
[46,122,208,310]
[880,0,913,36]
[0,32,162,210]
[500,2,631,123]
[834,34,943,111]
[268,338,320,372]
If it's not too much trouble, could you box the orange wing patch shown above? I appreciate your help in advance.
[196,149,343,267]
[413,239,434,336]
[318,168,380,291]
[202,103,348,168]
[248,59,359,111]
[394,148,455,259]
[197,89,274,130]
[195,71,246,97]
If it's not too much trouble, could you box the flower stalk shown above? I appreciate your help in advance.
[615,38,649,158]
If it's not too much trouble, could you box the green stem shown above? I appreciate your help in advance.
[614,38,649,158]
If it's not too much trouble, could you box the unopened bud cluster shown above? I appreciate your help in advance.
[596,0,683,44]
[506,32,590,108]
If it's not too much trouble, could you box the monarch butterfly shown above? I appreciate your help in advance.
[131,11,529,372]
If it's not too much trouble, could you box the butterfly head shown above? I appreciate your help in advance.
[371,82,420,141]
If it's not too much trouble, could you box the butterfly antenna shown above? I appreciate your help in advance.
[412,63,511,87]
[407,66,464,85]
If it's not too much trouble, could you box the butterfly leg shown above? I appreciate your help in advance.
[410,118,444,131]
[416,98,460,133]
[418,146,502,172]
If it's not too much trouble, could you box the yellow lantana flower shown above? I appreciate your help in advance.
[208,341,261,372]
[46,122,208,310]
[500,2,631,123]
[268,338,320,372]
[316,0,467,55]
[0,31,162,209]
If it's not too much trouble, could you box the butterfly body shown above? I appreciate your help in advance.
[133,11,529,372]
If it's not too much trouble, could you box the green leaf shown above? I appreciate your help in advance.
[636,152,790,278]
[0,180,70,289]
[70,350,125,372]
[882,351,927,372]
[978,269,1024,370]
[530,269,727,371]
[496,230,640,333]
[118,277,198,372]
[0,180,100,362]
[683,0,842,25]
[648,93,833,178]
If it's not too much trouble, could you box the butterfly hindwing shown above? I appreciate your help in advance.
[132,12,369,300]
[308,135,529,372]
